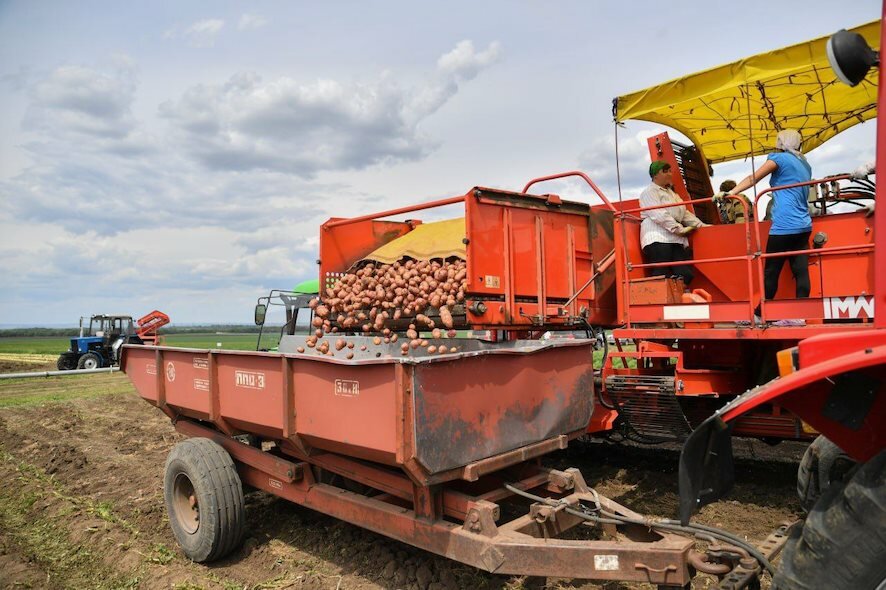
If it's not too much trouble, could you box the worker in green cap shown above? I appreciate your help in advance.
[639,160,708,285]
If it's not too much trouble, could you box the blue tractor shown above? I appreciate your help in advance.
[56,314,143,371]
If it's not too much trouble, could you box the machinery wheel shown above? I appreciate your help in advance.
[76,352,102,370]
[163,438,245,563]
[56,354,77,371]
[796,435,858,512]
[774,449,886,590]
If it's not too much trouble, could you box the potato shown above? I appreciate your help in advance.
[447,329,457,338]
[427,345,437,354]
[432,328,441,339]
[373,336,382,346]
[296,346,305,353]
[410,338,421,349]
[437,346,447,355]
[347,341,355,349]
[439,306,454,329]
[346,352,354,360]
[312,317,324,328]
[335,339,347,351]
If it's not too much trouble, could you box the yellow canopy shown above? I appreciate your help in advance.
[363,217,466,263]
[615,20,880,164]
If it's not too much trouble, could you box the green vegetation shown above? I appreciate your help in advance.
[0,449,140,589]
[0,332,268,356]
[0,373,133,408]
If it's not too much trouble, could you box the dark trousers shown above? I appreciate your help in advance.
[755,231,811,315]
[642,242,694,286]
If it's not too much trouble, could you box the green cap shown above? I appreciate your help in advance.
[649,160,670,178]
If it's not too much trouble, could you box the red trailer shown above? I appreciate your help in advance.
[124,340,719,586]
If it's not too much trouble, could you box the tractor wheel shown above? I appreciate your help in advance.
[56,354,77,371]
[774,449,886,590]
[796,435,858,512]
[163,438,245,563]
[76,352,102,370]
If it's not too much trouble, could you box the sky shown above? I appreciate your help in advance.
[0,1,879,326]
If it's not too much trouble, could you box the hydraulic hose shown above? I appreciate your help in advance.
[503,483,775,577]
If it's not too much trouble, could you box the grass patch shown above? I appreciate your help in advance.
[0,373,133,408]
[0,333,263,357]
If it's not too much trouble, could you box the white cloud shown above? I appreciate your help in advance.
[237,14,268,30]
[158,40,502,176]
[437,40,502,80]
[165,18,226,47]
[25,64,136,139]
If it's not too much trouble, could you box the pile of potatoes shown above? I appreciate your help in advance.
[298,258,467,358]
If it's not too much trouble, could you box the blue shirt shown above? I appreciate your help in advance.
[767,151,812,235]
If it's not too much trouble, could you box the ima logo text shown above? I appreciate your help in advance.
[822,296,875,319]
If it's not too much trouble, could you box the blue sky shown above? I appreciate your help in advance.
[0,1,879,325]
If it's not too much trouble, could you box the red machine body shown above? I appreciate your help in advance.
[136,309,170,345]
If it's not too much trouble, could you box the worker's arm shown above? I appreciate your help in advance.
[729,159,778,195]
[681,207,707,228]
[639,187,683,233]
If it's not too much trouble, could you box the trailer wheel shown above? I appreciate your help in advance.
[796,435,857,512]
[77,352,102,370]
[774,449,886,590]
[163,438,245,563]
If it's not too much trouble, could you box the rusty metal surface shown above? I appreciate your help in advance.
[122,338,595,479]
[410,343,594,474]
[235,459,694,585]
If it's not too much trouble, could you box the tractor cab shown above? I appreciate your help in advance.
[83,314,135,339]
[253,279,319,351]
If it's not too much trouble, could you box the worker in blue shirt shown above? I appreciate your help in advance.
[718,130,812,326]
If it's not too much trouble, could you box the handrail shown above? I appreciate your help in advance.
[521,171,617,212]
[618,194,756,323]
[323,195,466,229]
[619,176,872,325]
[750,174,851,320]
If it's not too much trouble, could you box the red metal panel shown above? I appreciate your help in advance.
[292,361,400,465]
[216,353,285,437]
[161,350,211,420]
[410,346,593,474]
[121,346,159,403]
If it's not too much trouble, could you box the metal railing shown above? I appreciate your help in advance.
[616,175,874,326]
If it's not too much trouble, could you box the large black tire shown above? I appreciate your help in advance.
[163,438,245,563]
[76,352,102,370]
[56,353,78,371]
[775,449,886,590]
[796,435,858,512]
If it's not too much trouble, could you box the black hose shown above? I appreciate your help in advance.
[503,483,775,577]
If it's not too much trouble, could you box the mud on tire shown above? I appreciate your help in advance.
[775,449,886,590]
[163,438,245,563]
[796,435,858,512]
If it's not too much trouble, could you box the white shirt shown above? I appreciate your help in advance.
[639,183,702,249]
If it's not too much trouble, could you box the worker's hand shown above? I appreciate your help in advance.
[851,162,875,180]
[712,191,728,204]
[695,222,712,228]
[677,225,696,236]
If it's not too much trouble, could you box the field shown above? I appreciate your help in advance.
[0,333,272,357]
[0,347,803,590]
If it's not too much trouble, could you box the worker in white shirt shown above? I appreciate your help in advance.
[639,160,708,285]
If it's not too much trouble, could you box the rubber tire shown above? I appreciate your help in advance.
[796,435,858,512]
[775,449,886,590]
[76,352,102,370]
[57,354,77,371]
[163,438,245,563]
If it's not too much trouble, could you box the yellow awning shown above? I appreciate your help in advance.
[615,20,880,164]
[363,217,466,264]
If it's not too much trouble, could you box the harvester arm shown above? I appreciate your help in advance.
[137,310,170,341]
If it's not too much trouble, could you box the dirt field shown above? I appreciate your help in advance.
[0,358,806,590]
